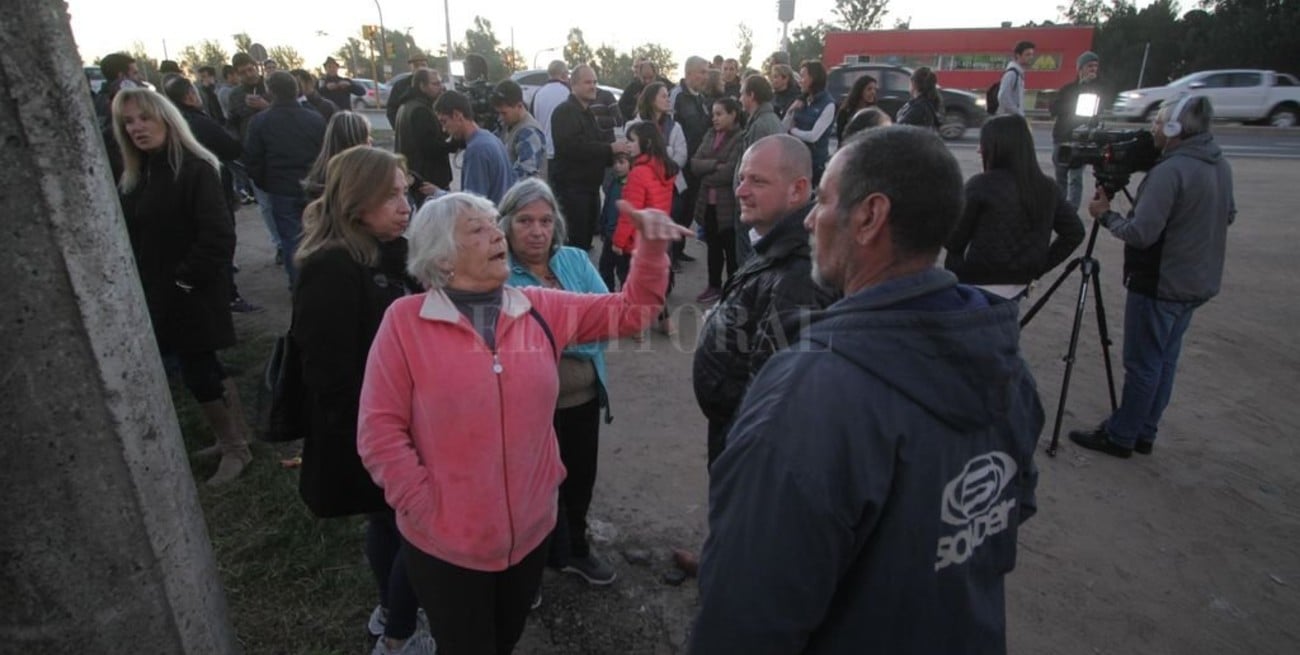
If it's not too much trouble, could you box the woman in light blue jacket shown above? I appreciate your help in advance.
[500,178,618,589]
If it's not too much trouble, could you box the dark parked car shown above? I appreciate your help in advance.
[828,63,987,140]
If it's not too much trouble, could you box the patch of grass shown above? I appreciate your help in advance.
[171,335,376,654]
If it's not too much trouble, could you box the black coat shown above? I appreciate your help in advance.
[120,153,235,355]
[672,81,710,157]
[293,240,420,518]
[319,75,365,112]
[692,204,838,427]
[945,170,1085,285]
[180,104,242,211]
[395,93,454,189]
[550,95,614,188]
[244,100,326,196]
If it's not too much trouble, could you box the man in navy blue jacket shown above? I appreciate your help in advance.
[244,71,325,285]
[690,126,1043,654]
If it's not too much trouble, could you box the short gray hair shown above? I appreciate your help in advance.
[1158,95,1213,137]
[685,56,709,74]
[498,178,568,256]
[547,59,567,78]
[407,192,499,289]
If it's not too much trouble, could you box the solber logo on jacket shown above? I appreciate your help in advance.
[935,451,1018,571]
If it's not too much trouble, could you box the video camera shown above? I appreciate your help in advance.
[1056,92,1161,198]
[456,77,500,133]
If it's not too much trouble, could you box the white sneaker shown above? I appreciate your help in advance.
[368,605,431,639]
[370,632,436,655]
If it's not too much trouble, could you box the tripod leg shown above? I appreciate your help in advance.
[1045,259,1095,457]
[1090,268,1119,411]
[1021,258,1082,328]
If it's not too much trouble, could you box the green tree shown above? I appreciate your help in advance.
[788,21,836,66]
[736,23,754,71]
[564,27,593,70]
[232,32,253,55]
[454,16,514,80]
[127,42,160,86]
[594,45,635,88]
[179,40,229,73]
[268,45,304,70]
[834,0,891,31]
[630,43,676,80]
[335,37,373,78]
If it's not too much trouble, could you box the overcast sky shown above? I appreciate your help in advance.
[66,0,1134,74]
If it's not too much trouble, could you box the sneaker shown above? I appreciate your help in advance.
[530,591,543,610]
[695,287,721,304]
[562,553,617,585]
[240,191,256,205]
[1068,426,1133,459]
[230,297,263,313]
[1134,439,1154,455]
[368,605,430,638]
[370,632,435,655]
[678,252,697,263]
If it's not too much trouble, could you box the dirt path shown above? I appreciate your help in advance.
[227,148,1300,654]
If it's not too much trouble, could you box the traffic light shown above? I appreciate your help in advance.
[386,43,396,58]
[361,25,378,39]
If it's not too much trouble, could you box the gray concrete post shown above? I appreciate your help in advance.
[0,3,240,653]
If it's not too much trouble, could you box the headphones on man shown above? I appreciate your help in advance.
[1163,94,1197,138]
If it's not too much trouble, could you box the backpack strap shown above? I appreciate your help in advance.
[528,306,558,359]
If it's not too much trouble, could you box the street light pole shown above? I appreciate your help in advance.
[443,0,455,86]
[534,46,561,69]
[374,0,388,82]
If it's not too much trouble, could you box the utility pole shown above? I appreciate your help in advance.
[778,0,796,54]
[374,0,388,82]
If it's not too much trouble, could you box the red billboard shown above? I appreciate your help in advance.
[823,25,1095,93]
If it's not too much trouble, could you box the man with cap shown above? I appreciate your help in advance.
[492,79,548,181]
[1050,51,1106,210]
[319,56,366,111]
[387,52,431,127]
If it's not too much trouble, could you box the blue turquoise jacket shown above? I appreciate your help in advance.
[508,246,613,422]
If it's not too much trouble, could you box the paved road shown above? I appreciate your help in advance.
[948,123,1300,160]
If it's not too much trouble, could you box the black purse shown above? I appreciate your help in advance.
[259,329,305,442]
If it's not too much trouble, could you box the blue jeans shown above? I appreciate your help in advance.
[267,192,305,285]
[1054,145,1085,211]
[252,184,282,251]
[1104,292,1202,447]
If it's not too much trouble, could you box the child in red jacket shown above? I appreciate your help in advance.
[616,122,679,337]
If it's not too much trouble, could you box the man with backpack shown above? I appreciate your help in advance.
[992,40,1035,116]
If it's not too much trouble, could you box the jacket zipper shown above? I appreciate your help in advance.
[493,346,517,564]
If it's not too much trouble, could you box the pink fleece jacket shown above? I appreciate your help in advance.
[357,239,669,571]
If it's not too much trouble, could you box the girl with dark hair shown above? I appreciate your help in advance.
[782,60,836,186]
[836,74,878,141]
[690,97,746,302]
[614,121,680,337]
[897,67,944,131]
[945,114,1085,300]
[627,82,688,188]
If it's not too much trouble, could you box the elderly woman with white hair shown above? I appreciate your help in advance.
[499,178,616,588]
[357,191,688,654]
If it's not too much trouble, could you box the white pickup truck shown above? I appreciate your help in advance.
[1111,69,1300,127]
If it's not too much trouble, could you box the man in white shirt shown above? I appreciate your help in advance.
[531,60,572,173]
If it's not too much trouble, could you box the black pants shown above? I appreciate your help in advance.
[597,237,630,291]
[366,511,420,639]
[548,396,601,564]
[554,183,601,251]
[403,538,547,655]
[701,205,737,289]
[672,182,698,261]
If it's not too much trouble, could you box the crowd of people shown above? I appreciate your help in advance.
[90,34,1235,654]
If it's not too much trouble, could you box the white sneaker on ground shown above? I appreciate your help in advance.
[370,632,436,655]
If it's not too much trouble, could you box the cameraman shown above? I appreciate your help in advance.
[456,53,499,133]
[1050,51,1106,210]
[1070,96,1235,459]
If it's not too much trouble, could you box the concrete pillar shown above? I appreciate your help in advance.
[0,3,239,653]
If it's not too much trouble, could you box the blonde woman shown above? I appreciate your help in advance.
[292,146,430,655]
[111,87,249,485]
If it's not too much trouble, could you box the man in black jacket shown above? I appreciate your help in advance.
[1050,51,1106,210]
[692,135,837,466]
[395,68,453,197]
[290,69,338,121]
[618,60,671,123]
[244,71,325,285]
[550,64,631,250]
[319,57,365,111]
[692,126,1043,654]
[163,76,262,313]
[386,53,430,128]
[670,55,711,263]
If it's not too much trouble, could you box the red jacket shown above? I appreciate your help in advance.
[613,154,674,251]
[357,238,670,571]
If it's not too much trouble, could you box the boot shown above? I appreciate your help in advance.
[199,378,253,486]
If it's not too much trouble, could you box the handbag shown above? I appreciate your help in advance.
[259,329,305,442]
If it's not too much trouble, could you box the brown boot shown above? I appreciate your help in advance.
[199,378,252,486]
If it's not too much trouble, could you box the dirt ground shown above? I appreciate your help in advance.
[228,145,1300,654]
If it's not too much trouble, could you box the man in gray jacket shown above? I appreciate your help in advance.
[996,40,1034,116]
[1070,95,1235,458]
[734,75,784,264]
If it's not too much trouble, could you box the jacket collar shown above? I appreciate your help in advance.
[754,202,814,259]
[418,286,531,323]
[821,268,959,317]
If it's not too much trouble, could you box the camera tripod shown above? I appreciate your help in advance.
[1020,192,1131,456]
